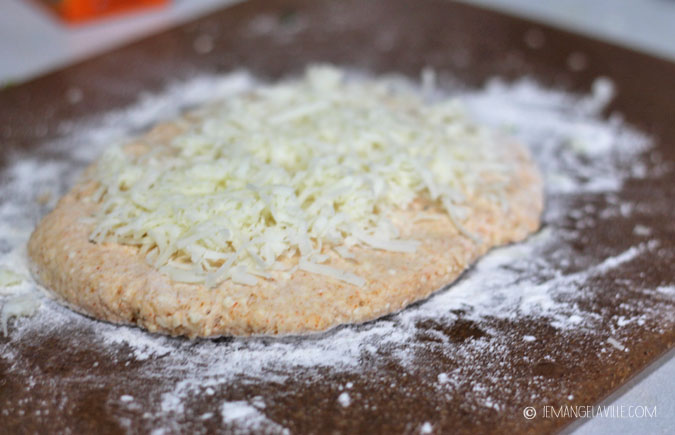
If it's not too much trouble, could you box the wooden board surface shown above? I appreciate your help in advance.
[1,0,674,433]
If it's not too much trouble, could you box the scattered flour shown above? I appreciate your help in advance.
[0,67,671,432]
[656,285,675,295]
[632,224,652,237]
[338,392,351,407]
[593,243,650,274]
[221,401,259,422]
[100,326,174,361]
[221,400,288,433]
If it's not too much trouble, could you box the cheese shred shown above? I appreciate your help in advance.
[89,66,510,287]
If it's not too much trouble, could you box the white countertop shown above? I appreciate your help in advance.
[1,0,673,433]
[0,0,239,84]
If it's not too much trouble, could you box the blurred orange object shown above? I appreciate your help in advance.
[38,0,170,23]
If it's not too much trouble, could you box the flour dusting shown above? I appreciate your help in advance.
[1,68,673,433]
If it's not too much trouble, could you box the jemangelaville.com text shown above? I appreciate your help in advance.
[543,405,656,419]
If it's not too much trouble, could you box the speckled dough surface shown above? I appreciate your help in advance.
[27,121,542,338]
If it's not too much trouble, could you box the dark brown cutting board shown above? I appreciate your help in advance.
[1,0,673,433]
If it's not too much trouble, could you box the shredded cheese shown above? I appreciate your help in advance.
[0,268,24,287]
[1,294,41,336]
[89,66,511,287]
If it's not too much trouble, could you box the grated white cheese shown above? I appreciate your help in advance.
[298,259,366,287]
[89,65,511,287]
[1,294,41,336]
[607,337,627,352]
[0,268,24,287]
